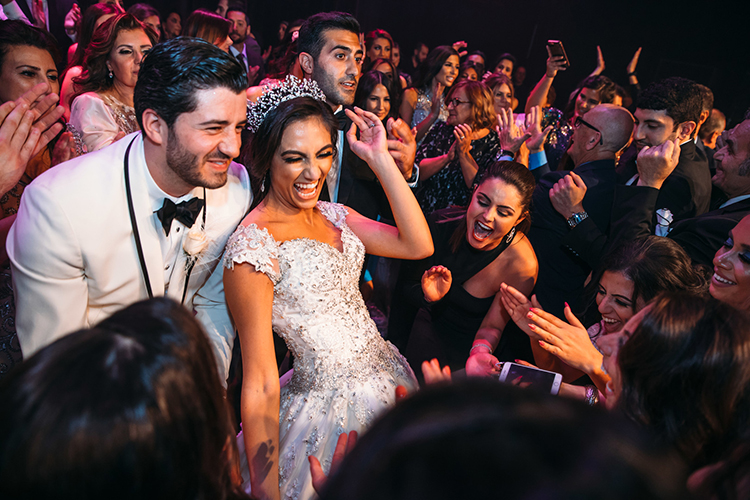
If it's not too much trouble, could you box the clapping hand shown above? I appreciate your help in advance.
[498,108,531,154]
[421,265,451,303]
[309,431,358,495]
[592,45,605,76]
[429,81,444,117]
[636,138,681,189]
[386,118,417,178]
[626,47,642,76]
[451,40,468,58]
[499,282,543,340]
[524,106,553,153]
[549,172,587,219]
[453,123,474,158]
[346,106,389,165]
[1,82,64,195]
[526,303,603,375]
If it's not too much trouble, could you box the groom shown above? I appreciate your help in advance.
[7,38,252,367]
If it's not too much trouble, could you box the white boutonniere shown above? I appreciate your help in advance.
[183,227,209,267]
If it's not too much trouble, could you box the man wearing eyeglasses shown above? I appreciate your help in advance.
[526,104,635,318]
[617,77,710,231]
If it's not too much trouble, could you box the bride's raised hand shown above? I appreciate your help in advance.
[421,265,452,303]
[345,106,390,167]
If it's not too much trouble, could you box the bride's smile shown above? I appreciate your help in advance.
[267,117,335,210]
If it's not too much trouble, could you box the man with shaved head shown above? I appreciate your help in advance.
[527,104,635,318]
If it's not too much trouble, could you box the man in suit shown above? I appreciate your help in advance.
[7,38,252,366]
[527,104,634,317]
[616,77,710,228]
[297,11,417,221]
[226,6,264,87]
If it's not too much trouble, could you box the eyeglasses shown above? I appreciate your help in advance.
[447,98,471,108]
[574,116,604,145]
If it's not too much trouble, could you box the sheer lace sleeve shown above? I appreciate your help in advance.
[317,201,349,228]
[223,223,281,284]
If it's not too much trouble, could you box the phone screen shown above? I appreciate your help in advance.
[501,364,559,394]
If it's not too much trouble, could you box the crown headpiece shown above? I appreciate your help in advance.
[246,75,327,133]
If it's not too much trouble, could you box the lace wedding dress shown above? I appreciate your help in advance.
[224,201,417,500]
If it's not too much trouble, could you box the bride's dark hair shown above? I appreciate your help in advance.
[248,97,338,209]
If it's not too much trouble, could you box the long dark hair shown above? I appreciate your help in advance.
[563,74,617,120]
[181,9,230,44]
[354,69,401,122]
[617,292,750,468]
[412,45,459,91]
[72,14,158,98]
[248,97,338,209]
[447,161,535,252]
[0,298,248,500]
[68,2,120,68]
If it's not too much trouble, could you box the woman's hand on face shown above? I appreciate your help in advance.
[345,106,389,164]
[497,108,530,154]
[421,265,452,303]
[499,282,538,340]
[465,351,502,378]
[422,358,453,384]
[526,303,603,374]
[453,123,474,157]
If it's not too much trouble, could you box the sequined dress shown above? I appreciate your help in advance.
[224,201,417,500]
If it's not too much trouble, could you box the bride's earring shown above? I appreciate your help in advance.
[506,226,516,243]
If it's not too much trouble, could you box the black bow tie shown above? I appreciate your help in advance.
[155,197,205,236]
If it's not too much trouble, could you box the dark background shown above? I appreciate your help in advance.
[68,0,750,125]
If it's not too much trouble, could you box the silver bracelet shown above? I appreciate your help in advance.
[585,385,599,406]
[469,343,493,356]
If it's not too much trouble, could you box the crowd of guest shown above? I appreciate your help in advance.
[1,2,750,499]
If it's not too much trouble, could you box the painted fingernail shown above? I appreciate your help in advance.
[564,302,570,308]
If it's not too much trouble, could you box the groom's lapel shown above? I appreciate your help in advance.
[128,138,166,297]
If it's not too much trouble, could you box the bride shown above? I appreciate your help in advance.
[223,78,432,500]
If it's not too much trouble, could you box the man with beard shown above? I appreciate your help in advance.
[7,38,252,361]
[616,77,710,230]
[297,11,417,220]
[226,6,264,86]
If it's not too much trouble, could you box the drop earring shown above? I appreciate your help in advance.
[506,226,516,243]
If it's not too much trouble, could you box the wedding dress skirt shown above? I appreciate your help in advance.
[225,201,417,500]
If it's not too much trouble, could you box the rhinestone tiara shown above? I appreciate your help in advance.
[246,75,327,133]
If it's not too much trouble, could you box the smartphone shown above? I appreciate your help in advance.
[498,362,563,395]
[546,40,570,68]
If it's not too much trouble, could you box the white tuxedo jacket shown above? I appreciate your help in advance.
[7,133,252,376]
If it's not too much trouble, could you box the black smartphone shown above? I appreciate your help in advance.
[546,40,570,68]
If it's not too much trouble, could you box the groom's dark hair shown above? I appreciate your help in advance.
[134,37,248,130]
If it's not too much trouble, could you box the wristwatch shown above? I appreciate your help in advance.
[498,149,516,160]
[566,211,588,228]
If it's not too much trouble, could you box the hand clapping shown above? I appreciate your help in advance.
[421,265,452,303]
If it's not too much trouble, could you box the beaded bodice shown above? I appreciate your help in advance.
[224,202,412,396]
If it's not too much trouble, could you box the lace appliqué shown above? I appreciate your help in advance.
[223,224,281,284]
[100,94,139,135]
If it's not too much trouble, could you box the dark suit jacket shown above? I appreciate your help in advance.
[616,141,711,222]
[528,159,618,317]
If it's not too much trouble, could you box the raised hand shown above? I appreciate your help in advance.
[345,106,389,166]
[386,117,417,178]
[64,3,81,37]
[429,81,444,116]
[421,265,452,303]
[498,108,530,154]
[546,55,567,78]
[524,106,553,152]
[453,123,474,158]
[636,138,681,189]
[451,40,468,58]
[526,303,602,374]
[309,430,358,495]
[592,45,605,76]
[422,358,452,384]
[549,172,587,219]
[626,47,642,75]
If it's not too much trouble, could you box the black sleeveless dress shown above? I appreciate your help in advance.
[388,207,533,383]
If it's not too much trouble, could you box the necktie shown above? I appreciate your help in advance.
[155,198,205,236]
[237,52,248,73]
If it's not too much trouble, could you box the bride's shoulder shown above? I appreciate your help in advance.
[223,215,280,280]
[317,201,350,227]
